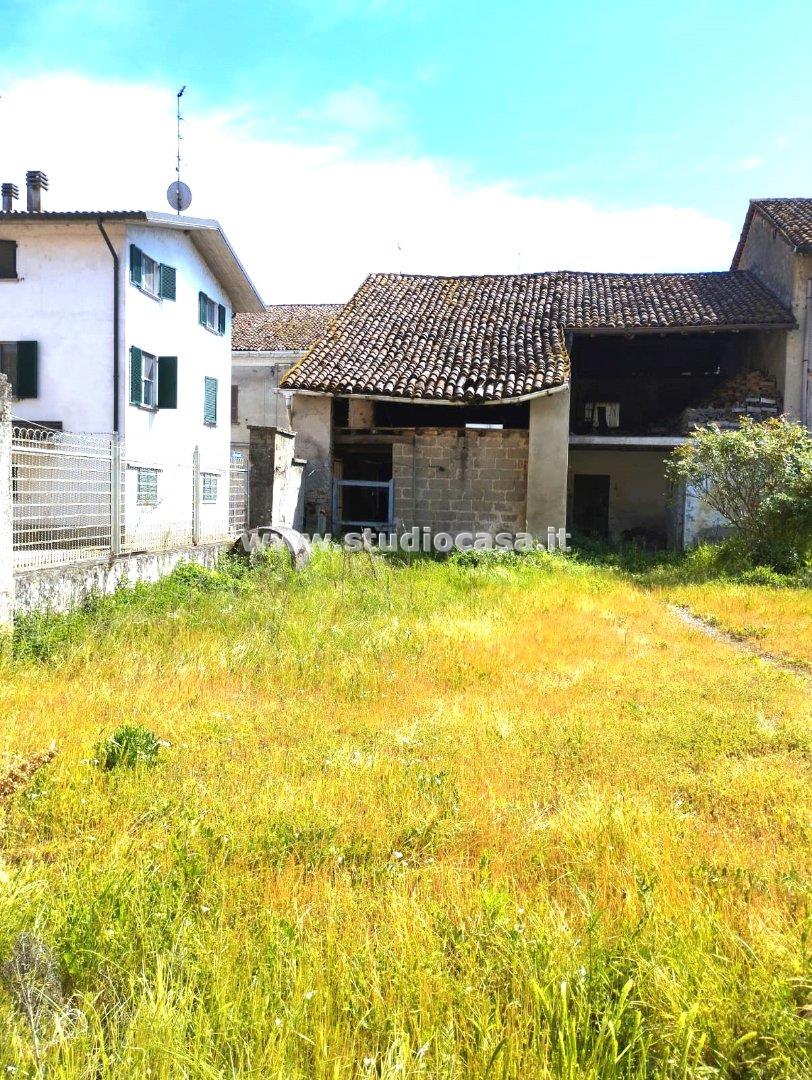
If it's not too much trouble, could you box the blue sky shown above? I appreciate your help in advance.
[2,0,810,300]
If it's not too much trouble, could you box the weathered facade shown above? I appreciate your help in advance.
[278,198,811,547]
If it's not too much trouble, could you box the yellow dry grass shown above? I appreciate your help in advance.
[659,581,812,669]
[0,550,809,1077]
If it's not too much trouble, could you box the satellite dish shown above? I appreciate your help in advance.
[167,181,192,213]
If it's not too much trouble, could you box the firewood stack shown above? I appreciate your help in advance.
[679,370,780,433]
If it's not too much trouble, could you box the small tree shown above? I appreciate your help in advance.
[666,417,812,569]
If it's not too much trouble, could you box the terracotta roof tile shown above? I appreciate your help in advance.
[232,304,342,352]
[732,198,812,267]
[283,271,794,404]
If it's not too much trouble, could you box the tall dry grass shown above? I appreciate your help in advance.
[0,549,809,1077]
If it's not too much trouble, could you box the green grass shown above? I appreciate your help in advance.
[0,548,809,1077]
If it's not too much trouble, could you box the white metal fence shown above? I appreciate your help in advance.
[11,426,250,571]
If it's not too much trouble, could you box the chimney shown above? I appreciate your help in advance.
[1,183,19,213]
[25,170,48,212]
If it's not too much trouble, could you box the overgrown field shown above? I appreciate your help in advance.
[0,549,810,1078]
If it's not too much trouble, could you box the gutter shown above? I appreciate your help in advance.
[286,382,570,407]
[803,278,812,430]
[96,218,120,434]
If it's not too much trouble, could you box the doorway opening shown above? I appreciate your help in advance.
[572,474,610,539]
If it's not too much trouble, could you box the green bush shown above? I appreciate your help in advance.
[96,725,162,770]
[666,417,812,571]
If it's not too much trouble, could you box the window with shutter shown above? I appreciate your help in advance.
[203,376,218,426]
[231,385,239,423]
[130,244,142,286]
[159,264,176,301]
[0,240,17,280]
[199,292,226,334]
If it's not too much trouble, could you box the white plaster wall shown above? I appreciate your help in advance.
[122,224,232,537]
[231,350,299,442]
[0,219,124,432]
[0,219,236,539]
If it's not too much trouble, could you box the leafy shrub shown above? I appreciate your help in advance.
[666,417,812,571]
[96,725,162,770]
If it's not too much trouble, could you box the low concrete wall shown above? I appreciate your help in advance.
[392,427,528,533]
[13,542,233,616]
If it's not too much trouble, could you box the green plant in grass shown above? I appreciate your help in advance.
[96,725,162,770]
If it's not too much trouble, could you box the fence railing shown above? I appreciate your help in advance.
[11,426,250,571]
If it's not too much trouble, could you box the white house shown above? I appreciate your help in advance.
[0,172,263,546]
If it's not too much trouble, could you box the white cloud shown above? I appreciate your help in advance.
[0,73,738,304]
[315,85,396,132]
[733,156,764,173]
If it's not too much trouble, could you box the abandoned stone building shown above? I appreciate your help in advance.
[272,197,811,546]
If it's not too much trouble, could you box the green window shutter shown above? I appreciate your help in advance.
[130,244,142,286]
[157,356,178,409]
[159,264,176,301]
[203,376,218,425]
[16,341,38,398]
[199,292,208,326]
[217,304,227,335]
[130,346,143,405]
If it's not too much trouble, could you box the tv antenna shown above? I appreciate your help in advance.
[167,85,192,214]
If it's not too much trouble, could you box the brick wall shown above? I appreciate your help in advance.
[392,428,528,533]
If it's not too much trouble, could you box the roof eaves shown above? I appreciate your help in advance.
[732,199,812,268]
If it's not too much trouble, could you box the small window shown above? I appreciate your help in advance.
[202,474,218,503]
[0,240,17,280]
[142,253,159,297]
[142,353,157,408]
[137,468,159,506]
[199,292,227,335]
[204,376,218,425]
[231,384,239,423]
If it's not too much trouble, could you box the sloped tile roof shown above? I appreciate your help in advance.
[232,304,343,352]
[282,271,794,404]
[732,198,812,267]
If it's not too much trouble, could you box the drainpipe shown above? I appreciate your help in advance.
[96,218,120,434]
[803,278,812,431]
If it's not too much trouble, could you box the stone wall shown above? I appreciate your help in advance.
[392,428,528,533]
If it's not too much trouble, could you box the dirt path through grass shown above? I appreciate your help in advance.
[667,601,812,680]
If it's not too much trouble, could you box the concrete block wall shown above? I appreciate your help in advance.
[392,428,528,533]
